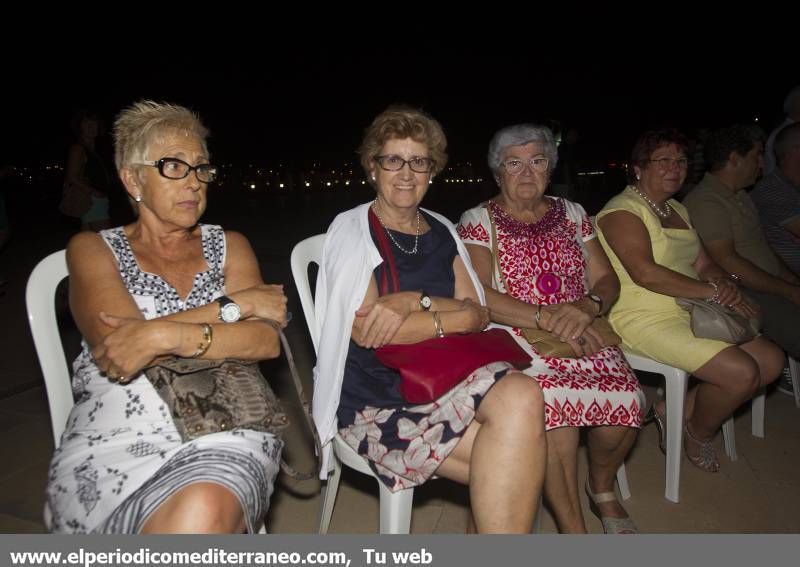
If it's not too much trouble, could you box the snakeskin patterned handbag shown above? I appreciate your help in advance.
[143,324,320,480]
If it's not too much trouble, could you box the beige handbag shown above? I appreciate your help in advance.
[675,297,760,344]
[519,320,621,358]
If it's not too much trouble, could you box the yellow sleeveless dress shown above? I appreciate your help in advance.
[596,186,730,373]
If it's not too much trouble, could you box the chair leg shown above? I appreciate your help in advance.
[664,369,688,503]
[378,482,414,534]
[722,417,737,461]
[751,387,766,438]
[317,456,342,534]
[789,356,800,409]
[616,463,631,501]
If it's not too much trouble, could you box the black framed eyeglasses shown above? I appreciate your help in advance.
[137,157,218,183]
[649,157,689,171]
[374,154,436,173]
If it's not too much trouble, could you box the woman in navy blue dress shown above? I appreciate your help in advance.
[313,106,546,533]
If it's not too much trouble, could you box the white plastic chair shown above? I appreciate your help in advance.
[26,249,73,446]
[291,234,417,533]
[624,350,770,501]
[787,356,800,409]
[291,234,628,532]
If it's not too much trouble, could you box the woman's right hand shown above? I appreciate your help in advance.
[231,284,288,327]
[92,312,178,381]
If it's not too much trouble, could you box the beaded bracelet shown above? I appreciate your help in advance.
[190,323,213,358]
[729,273,742,284]
[706,280,721,304]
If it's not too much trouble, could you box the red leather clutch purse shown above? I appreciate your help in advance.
[376,328,532,404]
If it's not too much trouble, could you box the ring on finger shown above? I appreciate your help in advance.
[576,336,586,346]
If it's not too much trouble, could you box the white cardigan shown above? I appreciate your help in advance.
[311,202,486,478]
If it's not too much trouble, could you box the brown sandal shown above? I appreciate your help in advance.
[684,423,720,473]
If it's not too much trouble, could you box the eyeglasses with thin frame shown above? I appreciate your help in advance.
[649,157,689,171]
[136,157,218,183]
[501,157,549,175]
[374,154,436,173]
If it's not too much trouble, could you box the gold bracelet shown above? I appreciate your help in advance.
[432,311,445,338]
[190,323,213,358]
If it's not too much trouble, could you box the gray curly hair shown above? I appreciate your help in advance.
[487,123,558,174]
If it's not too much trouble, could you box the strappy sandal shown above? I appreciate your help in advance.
[684,423,720,473]
[644,404,667,454]
[585,480,638,534]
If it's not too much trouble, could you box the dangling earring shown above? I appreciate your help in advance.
[636,175,641,181]
[134,194,142,203]
[371,175,376,182]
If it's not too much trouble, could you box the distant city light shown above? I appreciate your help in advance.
[279,183,284,188]
[250,184,256,189]
[305,182,310,187]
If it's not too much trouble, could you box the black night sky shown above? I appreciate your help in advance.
[3,35,796,170]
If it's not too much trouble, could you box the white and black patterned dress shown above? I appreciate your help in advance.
[45,224,283,534]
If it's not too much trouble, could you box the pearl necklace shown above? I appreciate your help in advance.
[631,185,671,219]
[372,200,421,255]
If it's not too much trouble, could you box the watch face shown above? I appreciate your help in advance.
[420,294,432,310]
[220,302,241,323]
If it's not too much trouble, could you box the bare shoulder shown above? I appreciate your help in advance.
[223,230,256,260]
[222,229,262,286]
[66,230,118,277]
[223,229,252,249]
[66,230,107,258]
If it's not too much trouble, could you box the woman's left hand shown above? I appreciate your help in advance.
[538,300,594,342]
[566,323,605,357]
[713,278,742,308]
[91,312,176,382]
[353,292,415,349]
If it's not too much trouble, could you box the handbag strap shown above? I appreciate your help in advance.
[265,319,322,481]
[368,206,400,296]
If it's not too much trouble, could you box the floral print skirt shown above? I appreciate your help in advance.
[338,361,513,492]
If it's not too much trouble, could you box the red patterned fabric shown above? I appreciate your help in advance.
[457,221,490,243]
[458,199,644,430]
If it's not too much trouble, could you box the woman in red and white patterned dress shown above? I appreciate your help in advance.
[458,124,644,534]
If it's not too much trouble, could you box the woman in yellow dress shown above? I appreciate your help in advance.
[596,128,783,472]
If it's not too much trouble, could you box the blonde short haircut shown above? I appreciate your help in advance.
[112,100,209,176]
[358,106,448,182]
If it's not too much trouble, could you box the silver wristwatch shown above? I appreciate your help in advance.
[419,291,432,311]
[217,295,241,323]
